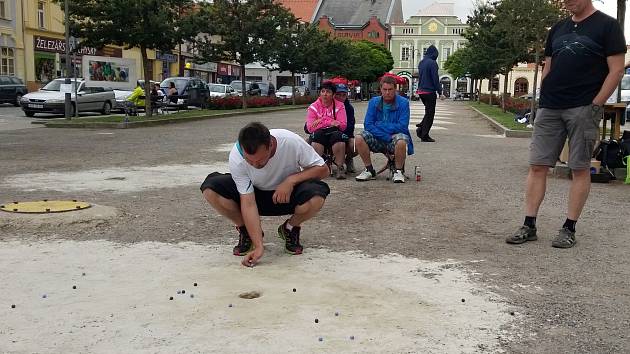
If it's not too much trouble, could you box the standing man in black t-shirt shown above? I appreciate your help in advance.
[506,0,626,248]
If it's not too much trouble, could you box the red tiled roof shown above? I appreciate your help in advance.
[276,0,319,22]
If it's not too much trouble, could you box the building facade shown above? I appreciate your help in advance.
[389,2,468,97]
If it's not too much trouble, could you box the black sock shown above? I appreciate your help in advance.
[365,164,376,175]
[524,216,537,228]
[563,219,577,232]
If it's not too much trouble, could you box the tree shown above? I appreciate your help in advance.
[328,40,394,86]
[267,23,331,105]
[195,0,297,108]
[494,0,563,112]
[64,0,199,117]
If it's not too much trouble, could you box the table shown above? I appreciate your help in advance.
[603,103,625,140]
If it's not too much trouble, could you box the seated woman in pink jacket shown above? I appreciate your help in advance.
[305,81,348,179]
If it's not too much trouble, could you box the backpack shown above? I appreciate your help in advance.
[595,139,624,169]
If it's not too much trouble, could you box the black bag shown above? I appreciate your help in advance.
[595,139,624,169]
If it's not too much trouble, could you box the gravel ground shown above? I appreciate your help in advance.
[1,100,629,353]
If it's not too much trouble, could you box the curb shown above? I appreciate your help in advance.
[469,106,532,138]
[42,105,310,129]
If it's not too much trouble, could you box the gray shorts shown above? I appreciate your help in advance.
[358,130,409,154]
[529,104,602,170]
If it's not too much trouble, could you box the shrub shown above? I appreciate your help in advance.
[207,95,317,110]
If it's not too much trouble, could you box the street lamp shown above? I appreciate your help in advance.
[64,0,71,119]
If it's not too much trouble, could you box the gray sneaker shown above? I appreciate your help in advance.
[335,165,346,180]
[345,157,356,173]
[506,225,537,244]
[552,227,576,248]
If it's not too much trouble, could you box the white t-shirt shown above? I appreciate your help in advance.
[229,129,324,194]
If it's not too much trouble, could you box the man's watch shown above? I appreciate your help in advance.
[592,104,603,112]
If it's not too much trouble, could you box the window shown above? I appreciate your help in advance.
[1,47,15,75]
[38,1,45,28]
[401,47,410,61]
[402,28,414,35]
[488,77,500,91]
[0,0,6,18]
[442,47,451,62]
[514,78,529,97]
[368,31,380,39]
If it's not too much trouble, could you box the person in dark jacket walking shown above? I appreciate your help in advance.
[416,45,445,142]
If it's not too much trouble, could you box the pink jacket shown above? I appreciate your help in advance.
[305,98,347,133]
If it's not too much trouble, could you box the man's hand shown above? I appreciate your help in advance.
[273,179,294,204]
[242,246,264,267]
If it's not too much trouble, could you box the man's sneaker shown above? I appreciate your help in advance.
[392,170,405,183]
[552,227,576,248]
[233,226,253,256]
[345,157,356,173]
[506,225,537,244]
[421,136,436,142]
[355,169,376,181]
[277,220,303,255]
[335,165,347,180]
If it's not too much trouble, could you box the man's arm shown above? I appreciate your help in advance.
[273,164,329,204]
[592,54,625,106]
[239,193,264,266]
[541,57,552,81]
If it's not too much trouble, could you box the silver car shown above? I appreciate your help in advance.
[21,78,115,117]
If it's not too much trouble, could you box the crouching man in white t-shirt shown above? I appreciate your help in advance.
[200,122,331,267]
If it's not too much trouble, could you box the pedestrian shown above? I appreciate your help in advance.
[416,45,445,143]
[506,0,626,248]
[355,85,362,101]
[200,122,330,266]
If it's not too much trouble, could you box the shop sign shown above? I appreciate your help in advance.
[34,36,122,57]
[193,62,217,72]
[157,51,178,63]
[217,63,229,75]
[231,65,241,77]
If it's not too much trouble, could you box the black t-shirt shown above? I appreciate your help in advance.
[539,11,626,109]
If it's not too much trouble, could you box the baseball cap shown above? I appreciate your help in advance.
[336,84,349,93]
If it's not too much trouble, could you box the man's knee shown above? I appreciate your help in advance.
[202,188,222,205]
[529,165,549,175]
[297,195,325,213]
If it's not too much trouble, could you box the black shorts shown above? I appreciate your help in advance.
[310,127,348,150]
[200,172,330,216]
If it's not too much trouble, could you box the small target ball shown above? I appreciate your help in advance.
[350,335,355,340]
[42,294,47,299]
[315,318,319,323]
[510,311,515,316]
[461,298,465,303]
[169,296,173,300]
[177,290,181,294]
[11,304,16,309]
[335,312,339,316]
[181,290,185,294]
[318,337,323,342]
[194,283,197,287]
[190,294,194,298]
[292,288,296,292]
[228,304,233,308]
[73,285,77,289]
[82,272,86,276]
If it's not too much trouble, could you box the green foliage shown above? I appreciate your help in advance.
[328,40,394,83]
[194,0,297,107]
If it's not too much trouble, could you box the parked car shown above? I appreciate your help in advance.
[160,77,209,107]
[230,80,260,96]
[255,81,275,96]
[275,85,309,99]
[0,75,28,106]
[208,83,237,98]
[20,78,115,117]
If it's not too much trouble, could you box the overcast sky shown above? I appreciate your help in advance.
[401,0,630,42]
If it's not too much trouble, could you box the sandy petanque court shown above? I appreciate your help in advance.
[0,238,513,353]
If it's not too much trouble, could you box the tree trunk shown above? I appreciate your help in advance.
[530,50,540,121]
[502,71,509,112]
[141,45,152,117]
[291,72,297,106]
[489,75,494,106]
[240,63,247,109]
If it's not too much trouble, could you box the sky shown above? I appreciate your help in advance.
[401,0,630,42]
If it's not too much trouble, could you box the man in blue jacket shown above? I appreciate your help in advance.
[355,76,414,183]
[416,45,445,142]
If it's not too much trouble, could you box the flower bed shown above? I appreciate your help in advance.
[207,95,317,110]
